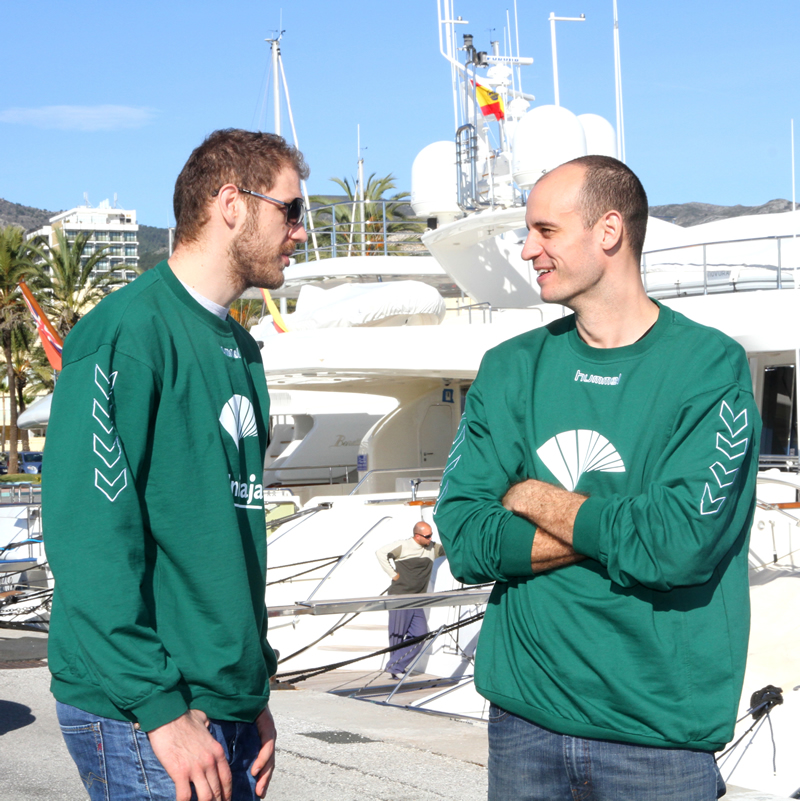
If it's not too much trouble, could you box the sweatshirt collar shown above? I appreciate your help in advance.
[155,261,235,337]
[566,300,670,363]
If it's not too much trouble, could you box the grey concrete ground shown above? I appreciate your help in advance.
[0,656,487,801]
[0,630,791,801]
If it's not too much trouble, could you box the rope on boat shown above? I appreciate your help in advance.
[265,503,331,532]
[266,555,344,586]
[716,685,784,779]
[273,610,486,685]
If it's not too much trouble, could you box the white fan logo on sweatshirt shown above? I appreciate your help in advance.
[536,430,625,491]
[219,395,259,450]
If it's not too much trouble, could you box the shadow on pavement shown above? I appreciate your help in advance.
[0,700,36,735]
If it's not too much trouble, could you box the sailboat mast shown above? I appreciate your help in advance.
[613,0,626,162]
[271,37,281,136]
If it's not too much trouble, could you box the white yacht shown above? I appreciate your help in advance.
[259,3,800,798]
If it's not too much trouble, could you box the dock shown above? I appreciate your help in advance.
[0,628,791,801]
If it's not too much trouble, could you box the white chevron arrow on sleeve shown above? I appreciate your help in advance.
[92,400,114,435]
[92,398,114,434]
[710,461,738,489]
[700,483,727,515]
[94,468,128,502]
[93,434,122,469]
[719,401,748,438]
[716,433,748,461]
[94,365,118,400]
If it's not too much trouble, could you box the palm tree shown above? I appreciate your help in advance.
[8,327,35,450]
[0,225,40,473]
[30,227,116,338]
[26,344,57,396]
[307,173,421,260]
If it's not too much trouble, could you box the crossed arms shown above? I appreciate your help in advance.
[502,479,587,572]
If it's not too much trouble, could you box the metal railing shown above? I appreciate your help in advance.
[455,301,493,324]
[300,516,394,605]
[0,483,40,505]
[641,233,800,299]
[349,466,445,496]
[264,463,358,485]
[297,200,428,262]
[759,455,800,472]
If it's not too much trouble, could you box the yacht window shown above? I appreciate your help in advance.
[760,365,797,459]
[460,383,471,417]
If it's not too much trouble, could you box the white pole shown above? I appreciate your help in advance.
[549,13,586,108]
[792,118,797,288]
[514,0,523,96]
[613,0,626,162]
[549,13,560,107]
[277,54,320,259]
[271,39,281,136]
[506,11,516,96]
[358,126,366,257]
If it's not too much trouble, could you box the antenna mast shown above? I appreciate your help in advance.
[613,0,626,162]
[263,30,320,260]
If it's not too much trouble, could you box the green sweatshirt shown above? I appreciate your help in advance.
[44,261,277,732]
[434,304,759,751]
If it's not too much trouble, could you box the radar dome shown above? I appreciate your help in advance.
[511,105,587,189]
[578,114,617,158]
[411,141,460,220]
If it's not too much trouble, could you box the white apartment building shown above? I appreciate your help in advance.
[29,199,139,283]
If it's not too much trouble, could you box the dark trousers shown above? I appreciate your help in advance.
[386,608,428,674]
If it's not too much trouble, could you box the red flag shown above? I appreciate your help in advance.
[19,281,63,371]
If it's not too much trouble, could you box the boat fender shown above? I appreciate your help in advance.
[749,684,783,721]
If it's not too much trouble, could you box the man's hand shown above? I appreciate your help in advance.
[251,706,277,798]
[148,709,232,801]
[503,479,586,544]
[391,574,399,581]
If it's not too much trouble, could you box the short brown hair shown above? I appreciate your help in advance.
[173,129,309,247]
[564,155,648,260]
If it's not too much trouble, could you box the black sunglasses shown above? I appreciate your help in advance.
[211,186,305,227]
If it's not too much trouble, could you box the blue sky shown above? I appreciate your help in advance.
[2,0,799,227]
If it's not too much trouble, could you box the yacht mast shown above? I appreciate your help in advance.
[613,0,626,162]
[263,31,320,260]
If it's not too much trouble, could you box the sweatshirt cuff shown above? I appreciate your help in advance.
[572,495,607,563]
[131,687,190,732]
[500,513,537,578]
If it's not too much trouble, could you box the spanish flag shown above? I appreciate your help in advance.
[475,83,505,121]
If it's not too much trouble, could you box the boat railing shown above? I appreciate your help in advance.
[264,463,359,485]
[641,233,800,299]
[0,482,40,506]
[296,200,428,262]
[455,301,493,324]
[301,515,394,605]
[349,466,445,496]
[759,455,800,473]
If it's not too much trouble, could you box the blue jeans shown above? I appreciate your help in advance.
[56,702,262,801]
[488,705,725,801]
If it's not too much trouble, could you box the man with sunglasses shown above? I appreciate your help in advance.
[44,129,308,801]
[375,521,446,679]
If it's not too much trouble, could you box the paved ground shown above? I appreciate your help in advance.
[0,631,487,801]
[0,629,792,801]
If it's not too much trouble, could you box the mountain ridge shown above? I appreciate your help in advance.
[1,195,796,258]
